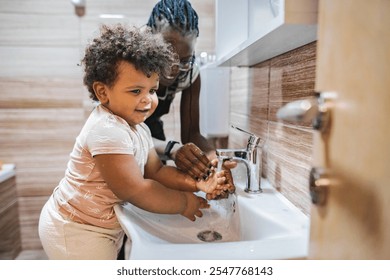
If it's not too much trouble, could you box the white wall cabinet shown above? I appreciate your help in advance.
[215,0,318,67]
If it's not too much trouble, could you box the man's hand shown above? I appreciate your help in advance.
[174,143,212,181]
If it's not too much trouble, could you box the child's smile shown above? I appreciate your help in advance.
[134,106,152,119]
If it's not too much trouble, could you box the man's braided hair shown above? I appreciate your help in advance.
[147,0,199,37]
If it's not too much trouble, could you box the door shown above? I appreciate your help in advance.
[309,0,390,259]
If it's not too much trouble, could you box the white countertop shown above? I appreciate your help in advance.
[0,163,16,183]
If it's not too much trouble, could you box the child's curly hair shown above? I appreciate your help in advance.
[82,24,178,101]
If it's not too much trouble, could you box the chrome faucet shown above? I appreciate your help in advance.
[216,126,263,194]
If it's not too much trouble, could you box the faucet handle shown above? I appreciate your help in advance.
[231,125,262,148]
[231,125,254,136]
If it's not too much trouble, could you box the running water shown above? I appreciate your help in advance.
[194,158,241,242]
[196,179,240,241]
[196,194,240,243]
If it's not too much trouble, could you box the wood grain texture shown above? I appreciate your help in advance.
[0,177,22,259]
[229,42,317,215]
[17,196,48,250]
[309,0,390,259]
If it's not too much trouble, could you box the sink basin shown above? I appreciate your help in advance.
[115,174,309,260]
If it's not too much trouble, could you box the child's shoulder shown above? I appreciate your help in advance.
[82,105,129,137]
[137,122,153,138]
[138,122,151,133]
[91,105,127,127]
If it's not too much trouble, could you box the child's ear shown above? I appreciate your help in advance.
[93,82,109,104]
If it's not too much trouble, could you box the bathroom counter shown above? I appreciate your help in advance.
[0,164,16,183]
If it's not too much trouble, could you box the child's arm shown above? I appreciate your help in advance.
[144,148,231,197]
[144,148,198,192]
[94,153,209,221]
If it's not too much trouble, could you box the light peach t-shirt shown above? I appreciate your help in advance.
[52,104,153,229]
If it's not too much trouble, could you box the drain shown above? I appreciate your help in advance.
[197,230,222,242]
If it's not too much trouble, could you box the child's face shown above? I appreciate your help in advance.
[100,61,159,127]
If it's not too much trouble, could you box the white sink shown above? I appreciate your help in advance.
[115,175,309,260]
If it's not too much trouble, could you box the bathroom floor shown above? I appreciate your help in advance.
[15,250,48,260]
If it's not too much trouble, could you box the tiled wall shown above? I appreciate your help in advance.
[228,42,317,215]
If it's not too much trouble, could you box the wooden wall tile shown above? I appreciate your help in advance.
[0,47,83,78]
[266,123,313,214]
[250,62,270,118]
[0,14,80,47]
[0,108,85,196]
[0,78,84,109]
[266,42,317,214]
[228,42,317,215]
[269,42,317,125]
[18,196,48,250]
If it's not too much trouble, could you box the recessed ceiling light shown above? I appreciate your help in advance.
[99,14,125,19]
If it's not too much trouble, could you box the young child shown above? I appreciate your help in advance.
[38,24,231,260]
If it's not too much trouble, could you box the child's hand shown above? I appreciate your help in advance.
[204,159,236,200]
[195,170,219,193]
[219,162,236,194]
[195,170,232,199]
[180,192,210,221]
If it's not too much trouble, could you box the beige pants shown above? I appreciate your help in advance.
[38,196,124,260]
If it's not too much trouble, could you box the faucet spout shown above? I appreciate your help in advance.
[217,126,264,194]
[216,148,262,194]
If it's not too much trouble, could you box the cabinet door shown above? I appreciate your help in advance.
[309,0,390,259]
[215,0,248,59]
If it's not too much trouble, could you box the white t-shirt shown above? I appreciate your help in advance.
[53,104,154,229]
